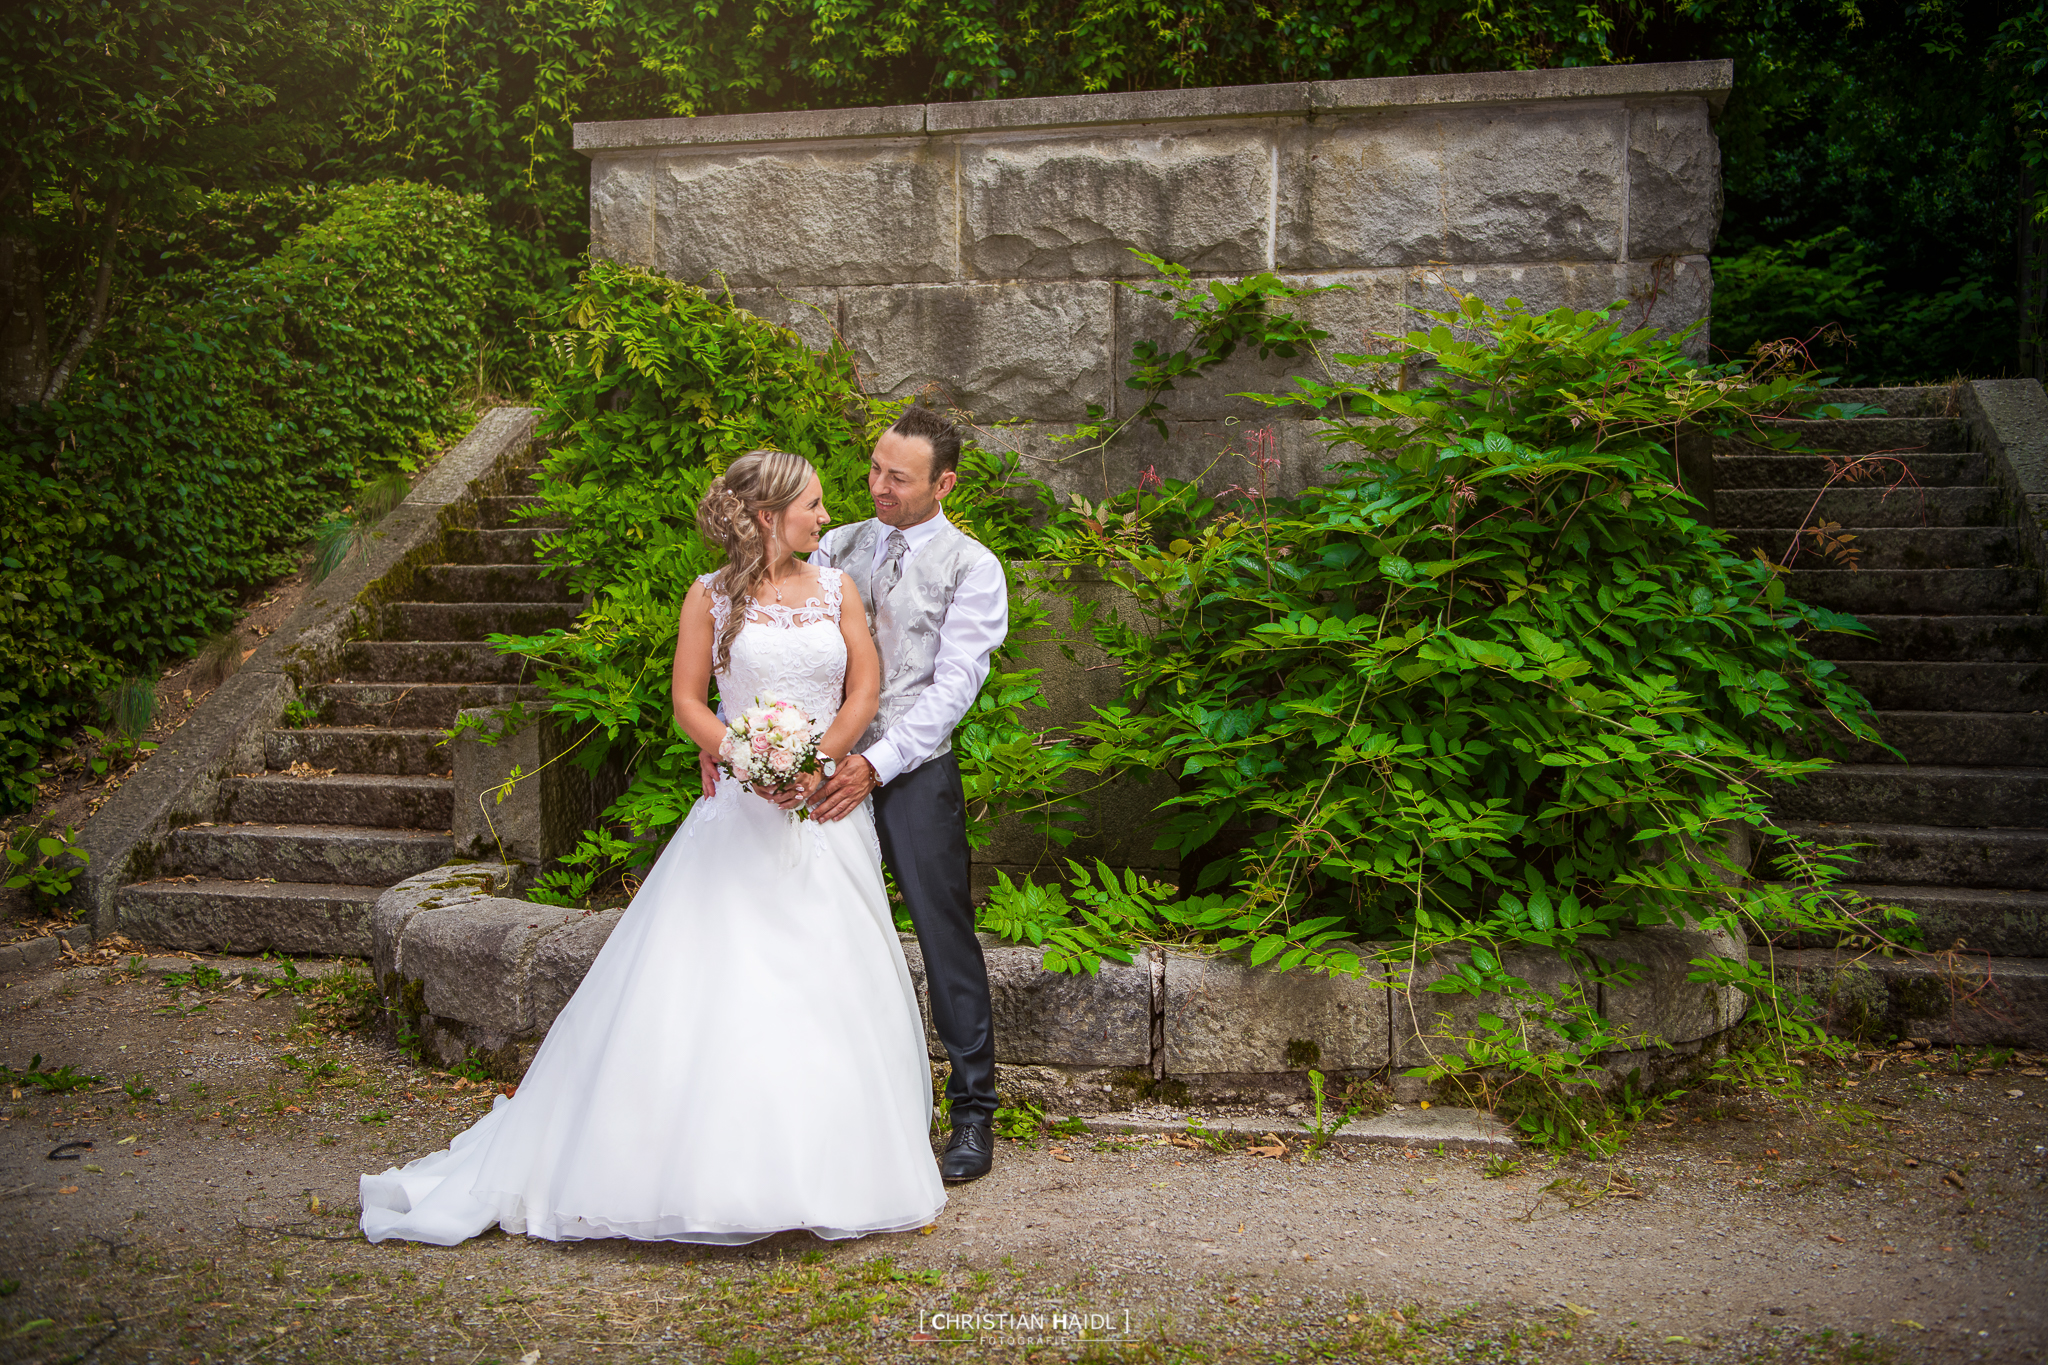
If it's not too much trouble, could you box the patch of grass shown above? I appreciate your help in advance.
[2,1055,102,1094]
[162,965,228,993]
[193,629,246,690]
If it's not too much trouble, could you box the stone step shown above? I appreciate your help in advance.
[1713,415,1968,457]
[1816,386,1953,418]
[1715,486,2000,527]
[1726,526,2020,570]
[442,527,548,565]
[1766,765,2048,828]
[1775,948,2047,1049]
[375,602,579,642]
[1832,660,2048,713]
[116,879,375,957]
[217,772,453,829]
[1817,615,2048,663]
[1769,820,2048,891]
[1787,567,2040,615]
[1711,451,1986,490]
[306,681,541,728]
[162,823,455,885]
[342,640,533,685]
[1759,884,2048,959]
[478,495,565,529]
[413,564,581,605]
[1822,712,2048,767]
[265,727,450,776]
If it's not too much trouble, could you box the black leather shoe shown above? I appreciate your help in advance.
[940,1122,994,1183]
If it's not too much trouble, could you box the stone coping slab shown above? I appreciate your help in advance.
[1077,1105,1516,1152]
[574,61,1733,153]
[66,408,540,939]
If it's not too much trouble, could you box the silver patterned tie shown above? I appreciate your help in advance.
[874,529,909,601]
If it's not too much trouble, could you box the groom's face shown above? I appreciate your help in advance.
[869,431,955,529]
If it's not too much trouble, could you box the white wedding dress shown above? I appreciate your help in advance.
[359,567,946,1245]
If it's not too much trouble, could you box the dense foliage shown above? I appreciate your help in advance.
[490,262,1079,905]
[1001,295,1881,971]
[1703,0,2046,381]
[1,0,369,405]
[0,182,491,809]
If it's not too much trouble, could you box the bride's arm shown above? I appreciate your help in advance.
[671,582,729,753]
[820,580,880,762]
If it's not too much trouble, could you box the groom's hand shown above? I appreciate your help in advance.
[810,755,879,822]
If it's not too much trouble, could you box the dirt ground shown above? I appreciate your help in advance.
[0,956,2042,1365]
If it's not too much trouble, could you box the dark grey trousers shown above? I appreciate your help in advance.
[871,753,997,1127]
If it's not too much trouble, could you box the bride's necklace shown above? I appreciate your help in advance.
[762,560,800,604]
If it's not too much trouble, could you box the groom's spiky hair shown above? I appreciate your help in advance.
[888,405,962,482]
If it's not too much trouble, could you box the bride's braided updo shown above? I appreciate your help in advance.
[695,449,818,672]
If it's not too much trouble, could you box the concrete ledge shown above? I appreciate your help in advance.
[1312,61,1734,117]
[375,863,1752,1093]
[67,407,541,940]
[1076,1106,1516,1152]
[576,62,1734,152]
[575,104,927,153]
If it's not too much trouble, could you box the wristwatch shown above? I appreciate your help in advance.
[820,756,837,778]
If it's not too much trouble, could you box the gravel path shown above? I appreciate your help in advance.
[1,956,2042,1363]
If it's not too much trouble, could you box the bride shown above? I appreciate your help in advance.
[359,449,947,1245]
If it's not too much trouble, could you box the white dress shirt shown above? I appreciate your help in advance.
[812,512,1009,786]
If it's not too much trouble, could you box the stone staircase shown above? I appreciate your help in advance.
[117,469,573,956]
[1716,387,2048,1044]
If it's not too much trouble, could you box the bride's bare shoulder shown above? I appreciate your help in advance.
[680,574,721,617]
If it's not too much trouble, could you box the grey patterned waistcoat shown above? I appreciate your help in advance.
[818,517,993,761]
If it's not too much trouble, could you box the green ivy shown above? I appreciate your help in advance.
[0,181,492,810]
[1045,292,1883,963]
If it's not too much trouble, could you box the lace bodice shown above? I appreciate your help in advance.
[702,567,847,728]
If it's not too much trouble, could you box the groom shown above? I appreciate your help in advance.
[805,406,1008,1183]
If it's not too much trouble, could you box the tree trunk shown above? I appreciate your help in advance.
[39,188,123,406]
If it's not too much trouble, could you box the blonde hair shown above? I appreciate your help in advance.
[695,449,818,671]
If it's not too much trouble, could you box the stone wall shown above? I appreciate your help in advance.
[576,61,1731,501]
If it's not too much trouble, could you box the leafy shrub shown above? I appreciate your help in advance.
[1052,293,1880,964]
[491,262,1082,899]
[3,823,89,912]
[0,181,492,809]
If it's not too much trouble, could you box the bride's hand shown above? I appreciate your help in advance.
[765,770,822,811]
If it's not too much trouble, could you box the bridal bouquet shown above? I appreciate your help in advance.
[717,697,823,820]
